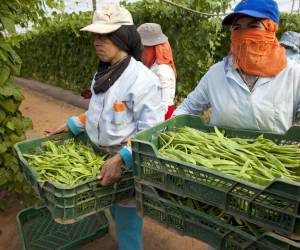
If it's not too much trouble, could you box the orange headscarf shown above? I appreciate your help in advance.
[142,41,177,76]
[230,19,287,77]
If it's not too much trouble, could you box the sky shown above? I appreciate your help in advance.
[63,0,300,13]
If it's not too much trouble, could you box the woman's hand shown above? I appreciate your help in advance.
[44,123,69,135]
[97,154,123,186]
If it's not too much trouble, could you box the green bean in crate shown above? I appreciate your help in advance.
[159,126,300,186]
[15,132,134,224]
[131,114,300,237]
[23,140,107,186]
[135,180,300,250]
[159,191,266,238]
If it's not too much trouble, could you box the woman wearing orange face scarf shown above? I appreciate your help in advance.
[138,23,176,120]
[174,0,300,135]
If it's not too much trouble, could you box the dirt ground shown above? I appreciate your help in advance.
[0,87,208,250]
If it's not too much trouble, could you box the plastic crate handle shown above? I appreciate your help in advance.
[86,181,102,200]
[86,180,119,202]
[266,180,300,199]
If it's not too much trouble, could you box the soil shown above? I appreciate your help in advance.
[0,86,208,250]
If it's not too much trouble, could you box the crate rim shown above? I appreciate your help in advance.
[133,114,300,139]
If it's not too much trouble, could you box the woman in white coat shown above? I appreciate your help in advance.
[175,0,300,134]
[138,23,176,120]
[49,4,164,250]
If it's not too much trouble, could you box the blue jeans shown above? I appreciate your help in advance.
[110,205,143,250]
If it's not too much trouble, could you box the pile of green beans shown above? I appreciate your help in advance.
[23,140,106,186]
[158,127,300,186]
[161,191,265,237]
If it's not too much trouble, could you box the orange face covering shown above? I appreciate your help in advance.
[230,19,287,77]
[142,41,177,76]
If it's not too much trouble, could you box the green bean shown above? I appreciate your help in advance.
[158,126,300,186]
[161,190,267,237]
[23,140,107,186]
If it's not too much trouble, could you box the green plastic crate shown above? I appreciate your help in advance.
[17,206,109,250]
[15,132,134,224]
[132,114,300,237]
[135,180,300,250]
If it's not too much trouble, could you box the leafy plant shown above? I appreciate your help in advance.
[16,0,231,95]
[0,0,64,209]
[16,12,96,92]
[278,12,300,37]
[15,1,300,97]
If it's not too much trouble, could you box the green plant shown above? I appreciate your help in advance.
[278,12,300,37]
[15,2,300,97]
[16,0,231,96]
[0,0,63,209]
[17,12,97,92]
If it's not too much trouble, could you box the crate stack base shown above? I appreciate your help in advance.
[15,132,134,224]
[132,114,300,237]
[135,180,300,250]
[17,206,109,250]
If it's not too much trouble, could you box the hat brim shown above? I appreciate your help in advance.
[141,34,168,46]
[222,10,270,26]
[80,23,122,34]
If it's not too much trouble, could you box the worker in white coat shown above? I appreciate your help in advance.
[49,4,164,250]
[175,0,300,134]
[175,1,300,249]
[138,23,176,120]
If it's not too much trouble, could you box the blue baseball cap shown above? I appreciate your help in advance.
[222,0,280,26]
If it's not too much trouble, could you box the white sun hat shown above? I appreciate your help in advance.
[80,4,133,34]
[280,31,300,53]
[137,23,168,46]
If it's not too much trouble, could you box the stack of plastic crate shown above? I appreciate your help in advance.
[15,132,135,249]
[132,114,300,250]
